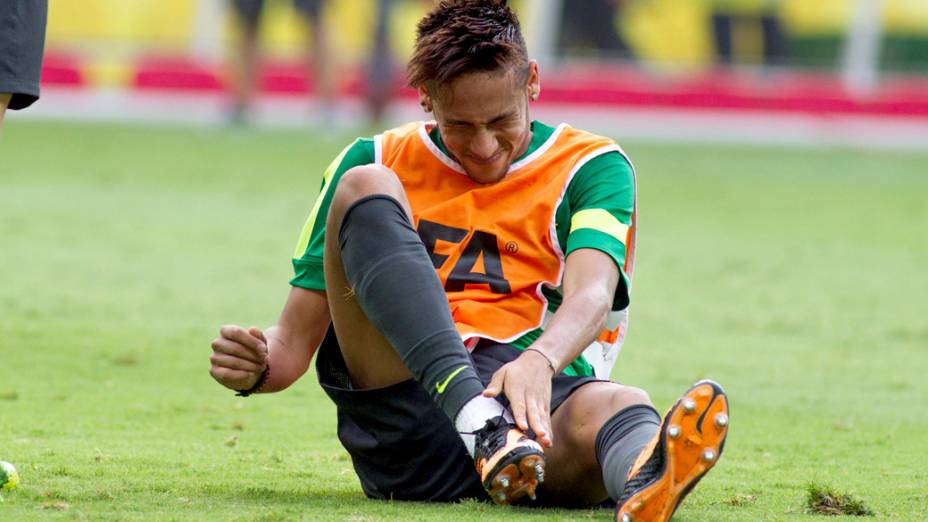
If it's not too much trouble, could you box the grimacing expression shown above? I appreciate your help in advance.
[425,64,539,185]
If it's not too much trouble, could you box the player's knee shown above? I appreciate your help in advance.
[562,383,652,434]
[573,385,652,443]
[558,385,654,486]
[608,385,652,412]
[331,165,405,215]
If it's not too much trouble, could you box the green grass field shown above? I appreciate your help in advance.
[1,121,926,521]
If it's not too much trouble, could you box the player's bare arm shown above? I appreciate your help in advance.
[210,287,330,393]
[484,248,619,447]
[532,248,621,371]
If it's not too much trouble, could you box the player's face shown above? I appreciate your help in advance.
[425,63,539,184]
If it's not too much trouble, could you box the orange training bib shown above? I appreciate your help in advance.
[376,122,617,344]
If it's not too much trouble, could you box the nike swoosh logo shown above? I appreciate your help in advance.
[436,365,469,394]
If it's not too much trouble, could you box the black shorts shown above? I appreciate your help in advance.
[231,0,324,27]
[0,0,48,110]
[315,326,602,502]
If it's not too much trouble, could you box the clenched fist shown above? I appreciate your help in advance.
[209,325,268,391]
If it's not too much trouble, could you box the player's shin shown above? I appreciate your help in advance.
[596,404,662,500]
[337,195,490,424]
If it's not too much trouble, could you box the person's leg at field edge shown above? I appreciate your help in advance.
[0,93,11,127]
[366,0,395,126]
[229,0,263,123]
[294,0,336,122]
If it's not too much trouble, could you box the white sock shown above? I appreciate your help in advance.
[454,395,512,457]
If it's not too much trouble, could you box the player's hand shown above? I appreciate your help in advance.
[209,325,269,391]
[483,351,556,448]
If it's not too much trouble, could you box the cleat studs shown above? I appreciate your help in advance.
[497,492,507,502]
[534,463,545,483]
[668,425,681,439]
[702,448,716,462]
[682,398,697,413]
[499,477,509,489]
[714,413,729,428]
[529,492,537,501]
[622,514,632,522]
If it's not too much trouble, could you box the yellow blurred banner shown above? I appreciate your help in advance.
[46,0,928,66]
[47,0,432,59]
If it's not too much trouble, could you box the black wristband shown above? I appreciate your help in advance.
[235,364,269,397]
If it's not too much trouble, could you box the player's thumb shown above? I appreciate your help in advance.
[482,370,504,398]
[248,327,268,350]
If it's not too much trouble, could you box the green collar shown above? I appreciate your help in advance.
[428,120,556,165]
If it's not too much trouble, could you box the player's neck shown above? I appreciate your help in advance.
[511,126,533,165]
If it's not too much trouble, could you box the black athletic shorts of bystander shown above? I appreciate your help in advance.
[0,0,48,110]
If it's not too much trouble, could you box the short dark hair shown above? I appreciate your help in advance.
[407,0,528,90]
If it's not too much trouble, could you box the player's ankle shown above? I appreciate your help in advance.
[454,394,508,456]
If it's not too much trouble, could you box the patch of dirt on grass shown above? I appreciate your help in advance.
[113,354,140,367]
[723,494,758,506]
[806,483,874,516]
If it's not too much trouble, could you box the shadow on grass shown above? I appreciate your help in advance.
[196,484,357,505]
[198,484,605,518]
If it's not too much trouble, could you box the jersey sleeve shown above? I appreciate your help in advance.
[563,151,636,310]
[289,138,376,290]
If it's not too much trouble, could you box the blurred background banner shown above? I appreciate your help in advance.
[25,0,928,146]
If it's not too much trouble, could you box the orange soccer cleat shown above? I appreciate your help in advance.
[473,416,546,506]
[616,380,730,522]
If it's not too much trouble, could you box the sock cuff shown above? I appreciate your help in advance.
[440,375,487,422]
[594,404,661,466]
[338,194,409,242]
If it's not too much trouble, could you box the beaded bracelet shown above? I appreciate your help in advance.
[524,348,557,374]
[235,364,270,397]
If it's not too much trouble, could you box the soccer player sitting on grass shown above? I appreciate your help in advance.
[209,1,729,520]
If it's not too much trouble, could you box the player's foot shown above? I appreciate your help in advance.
[615,380,729,522]
[473,416,545,506]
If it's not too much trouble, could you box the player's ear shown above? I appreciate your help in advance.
[418,87,433,113]
[526,60,540,102]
